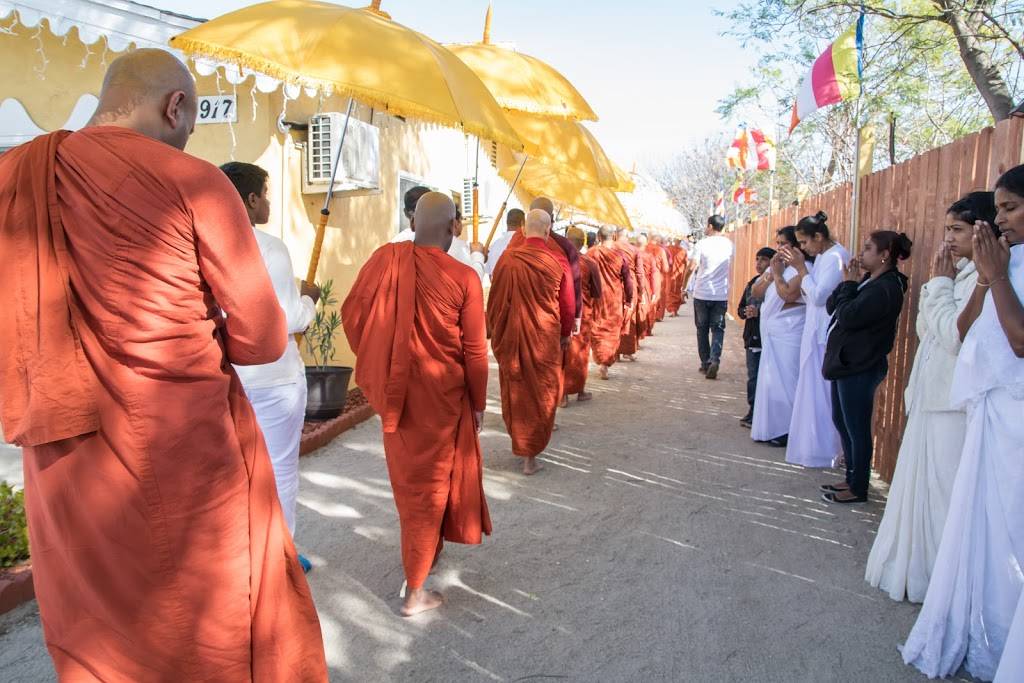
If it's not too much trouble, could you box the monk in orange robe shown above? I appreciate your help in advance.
[637,234,662,335]
[613,230,646,360]
[342,192,491,617]
[0,50,327,681]
[562,227,603,401]
[648,236,672,322]
[666,239,690,316]
[588,226,634,379]
[488,209,574,475]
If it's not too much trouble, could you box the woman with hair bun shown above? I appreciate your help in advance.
[903,164,1024,682]
[866,192,992,603]
[820,230,912,504]
[781,211,849,469]
[749,226,807,447]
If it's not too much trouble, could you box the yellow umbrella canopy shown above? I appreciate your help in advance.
[447,7,598,121]
[504,110,634,192]
[169,0,521,150]
[503,158,633,228]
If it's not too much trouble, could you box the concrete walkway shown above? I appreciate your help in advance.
[0,304,962,682]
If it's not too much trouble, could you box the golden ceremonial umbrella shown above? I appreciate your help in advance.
[447,6,598,121]
[170,0,522,286]
[503,157,633,228]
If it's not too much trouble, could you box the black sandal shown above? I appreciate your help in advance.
[820,483,849,492]
[821,492,867,504]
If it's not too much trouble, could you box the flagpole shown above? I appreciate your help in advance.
[849,97,863,253]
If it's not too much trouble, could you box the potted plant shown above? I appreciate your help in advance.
[304,279,353,420]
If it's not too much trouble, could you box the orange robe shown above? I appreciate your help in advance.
[647,244,671,322]
[487,240,564,457]
[613,241,646,355]
[563,255,602,395]
[639,248,660,335]
[587,244,629,367]
[0,129,327,681]
[342,242,491,590]
[666,245,689,314]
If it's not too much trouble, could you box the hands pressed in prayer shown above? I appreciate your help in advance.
[973,222,1010,284]
[781,246,807,273]
[743,304,759,319]
[843,258,864,283]
[300,281,322,304]
[770,253,787,278]
[933,243,957,280]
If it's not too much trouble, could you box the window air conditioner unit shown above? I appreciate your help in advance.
[302,113,381,194]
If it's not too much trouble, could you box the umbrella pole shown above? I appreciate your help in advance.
[297,97,354,343]
[472,139,481,243]
[484,155,528,248]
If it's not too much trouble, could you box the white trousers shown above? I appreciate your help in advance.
[245,376,307,538]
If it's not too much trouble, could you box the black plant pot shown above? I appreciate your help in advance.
[305,366,353,420]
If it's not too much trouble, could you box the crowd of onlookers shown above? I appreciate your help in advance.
[686,164,1024,681]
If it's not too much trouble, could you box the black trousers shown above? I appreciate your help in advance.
[745,348,761,411]
[830,361,888,498]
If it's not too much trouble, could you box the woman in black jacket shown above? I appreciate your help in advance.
[820,230,913,503]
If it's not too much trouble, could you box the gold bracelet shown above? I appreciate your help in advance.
[979,275,1009,288]
[977,279,991,288]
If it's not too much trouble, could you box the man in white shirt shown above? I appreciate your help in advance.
[393,186,487,287]
[686,215,734,379]
[221,162,319,572]
[486,208,525,275]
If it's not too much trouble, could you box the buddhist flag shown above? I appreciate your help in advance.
[726,127,777,171]
[731,180,758,205]
[789,14,864,133]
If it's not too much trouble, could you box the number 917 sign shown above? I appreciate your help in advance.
[196,96,237,125]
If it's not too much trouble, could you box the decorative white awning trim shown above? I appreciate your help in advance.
[0,0,315,95]
[0,0,200,53]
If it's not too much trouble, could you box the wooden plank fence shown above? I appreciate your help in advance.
[726,116,1024,482]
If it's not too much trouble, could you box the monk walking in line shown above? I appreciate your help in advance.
[563,227,603,402]
[613,229,646,361]
[649,235,672,322]
[637,233,662,335]
[666,238,690,316]
[342,192,491,617]
[0,49,327,680]
[488,209,574,475]
[588,226,634,379]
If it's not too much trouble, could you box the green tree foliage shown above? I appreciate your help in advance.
[0,482,29,568]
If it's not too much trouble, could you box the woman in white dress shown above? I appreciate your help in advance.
[865,193,992,603]
[751,227,806,447]
[781,211,849,468]
[902,165,1024,681]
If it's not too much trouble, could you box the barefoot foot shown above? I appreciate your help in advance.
[559,395,570,408]
[523,457,545,476]
[577,391,593,402]
[598,365,609,380]
[401,588,444,617]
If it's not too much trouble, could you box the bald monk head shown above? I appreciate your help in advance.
[598,225,616,244]
[523,209,552,240]
[566,225,586,251]
[637,233,649,247]
[413,192,459,252]
[87,49,197,151]
[616,228,631,243]
[529,197,555,221]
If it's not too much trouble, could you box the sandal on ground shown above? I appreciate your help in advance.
[820,482,849,492]
[821,491,867,504]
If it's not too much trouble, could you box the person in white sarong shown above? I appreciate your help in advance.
[901,167,1024,682]
[751,227,806,446]
[221,163,317,571]
[866,193,992,603]
[995,593,1024,682]
[782,212,848,467]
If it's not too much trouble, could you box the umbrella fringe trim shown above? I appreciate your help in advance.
[170,37,524,151]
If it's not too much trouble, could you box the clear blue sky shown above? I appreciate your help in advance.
[167,0,761,169]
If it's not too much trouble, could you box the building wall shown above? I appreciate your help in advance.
[1,20,516,368]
